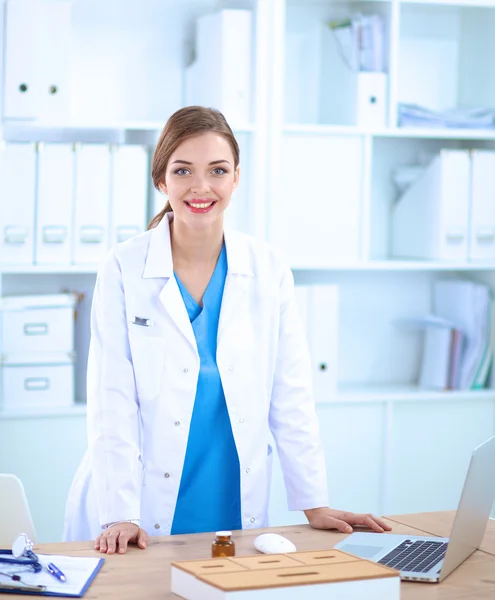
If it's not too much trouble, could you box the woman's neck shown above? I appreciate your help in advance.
[170,217,224,267]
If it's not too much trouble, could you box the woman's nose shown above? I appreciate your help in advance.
[190,176,210,194]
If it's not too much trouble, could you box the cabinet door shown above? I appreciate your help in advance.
[388,398,495,515]
[268,402,385,526]
[3,0,70,120]
[0,416,87,543]
[271,134,363,267]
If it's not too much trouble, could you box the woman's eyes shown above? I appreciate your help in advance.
[173,168,228,176]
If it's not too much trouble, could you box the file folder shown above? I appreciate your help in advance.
[469,150,495,262]
[294,284,339,402]
[73,144,111,265]
[3,0,70,121]
[185,10,252,124]
[392,150,470,261]
[110,145,148,246]
[0,143,37,265]
[36,144,74,265]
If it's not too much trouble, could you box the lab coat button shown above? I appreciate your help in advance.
[245,468,250,474]
[183,368,189,373]
[250,517,256,524]
[154,523,160,529]
[164,472,170,478]
[174,421,180,427]
[239,418,245,423]
[228,365,234,371]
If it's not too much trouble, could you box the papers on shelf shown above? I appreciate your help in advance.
[398,103,495,129]
[328,13,385,72]
[399,280,493,391]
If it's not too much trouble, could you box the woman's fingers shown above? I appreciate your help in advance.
[137,529,148,549]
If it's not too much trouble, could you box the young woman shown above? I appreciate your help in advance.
[64,106,391,553]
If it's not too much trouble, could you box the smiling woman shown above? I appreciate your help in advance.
[149,106,240,228]
[63,105,391,556]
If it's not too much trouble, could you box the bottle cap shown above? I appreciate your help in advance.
[215,531,232,537]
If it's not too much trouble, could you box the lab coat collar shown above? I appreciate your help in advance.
[142,212,254,279]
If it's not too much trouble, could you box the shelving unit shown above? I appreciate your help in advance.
[1,0,494,540]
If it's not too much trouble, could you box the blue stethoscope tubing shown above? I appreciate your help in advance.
[0,549,42,572]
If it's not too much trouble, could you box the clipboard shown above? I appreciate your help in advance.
[0,554,104,597]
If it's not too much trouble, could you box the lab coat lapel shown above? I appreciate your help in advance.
[218,228,254,344]
[143,213,197,352]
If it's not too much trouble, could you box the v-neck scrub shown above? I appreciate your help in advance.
[170,244,242,534]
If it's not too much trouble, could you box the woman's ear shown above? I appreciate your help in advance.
[158,180,167,195]
[233,166,240,191]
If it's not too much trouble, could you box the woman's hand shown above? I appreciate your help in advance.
[304,507,392,534]
[95,523,148,555]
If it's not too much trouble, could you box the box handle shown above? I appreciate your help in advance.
[476,228,495,245]
[24,377,50,391]
[445,229,465,245]
[24,323,49,336]
[4,226,28,244]
[80,226,104,244]
[116,225,140,243]
[43,225,67,244]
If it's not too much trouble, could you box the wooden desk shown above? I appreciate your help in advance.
[2,513,495,599]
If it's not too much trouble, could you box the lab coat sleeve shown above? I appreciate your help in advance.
[268,263,329,511]
[86,250,142,527]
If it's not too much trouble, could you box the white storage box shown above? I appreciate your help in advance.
[0,293,78,357]
[0,353,75,410]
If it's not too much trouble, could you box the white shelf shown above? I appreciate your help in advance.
[284,124,495,140]
[399,0,495,7]
[330,384,495,404]
[0,265,98,274]
[290,260,495,271]
[0,404,87,420]
[2,121,256,144]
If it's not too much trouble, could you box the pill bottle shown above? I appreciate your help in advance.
[211,531,235,558]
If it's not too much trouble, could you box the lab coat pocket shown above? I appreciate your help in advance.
[128,331,165,401]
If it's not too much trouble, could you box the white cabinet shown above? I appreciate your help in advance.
[3,0,71,121]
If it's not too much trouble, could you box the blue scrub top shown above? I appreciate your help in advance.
[170,244,242,535]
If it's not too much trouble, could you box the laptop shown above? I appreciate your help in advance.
[334,434,495,583]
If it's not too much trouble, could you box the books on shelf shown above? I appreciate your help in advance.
[171,549,400,600]
[400,280,493,391]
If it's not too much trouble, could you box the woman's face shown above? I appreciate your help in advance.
[159,132,239,229]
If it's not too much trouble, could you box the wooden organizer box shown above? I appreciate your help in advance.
[171,548,400,599]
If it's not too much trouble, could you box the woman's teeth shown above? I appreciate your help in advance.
[189,202,213,208]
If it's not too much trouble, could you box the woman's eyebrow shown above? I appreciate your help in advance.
[171,159,232,166]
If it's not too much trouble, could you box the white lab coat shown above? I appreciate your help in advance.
[64,213,328,541]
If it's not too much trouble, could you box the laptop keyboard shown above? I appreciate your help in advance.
[378,539,448,573]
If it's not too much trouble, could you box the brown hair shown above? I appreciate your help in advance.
[148,106,240,229]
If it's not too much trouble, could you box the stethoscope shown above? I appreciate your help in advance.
[0,533,42,573]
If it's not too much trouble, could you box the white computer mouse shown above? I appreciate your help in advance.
[254,533,297,554]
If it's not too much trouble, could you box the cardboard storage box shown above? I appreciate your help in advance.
[0,293,78,356]
[171,549,400,599]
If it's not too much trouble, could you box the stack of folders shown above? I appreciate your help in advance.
[392,149,495,262]
[0,142,149,267]
[185,9,252,125]
[398,104,495,129]
[403,280,494,391]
